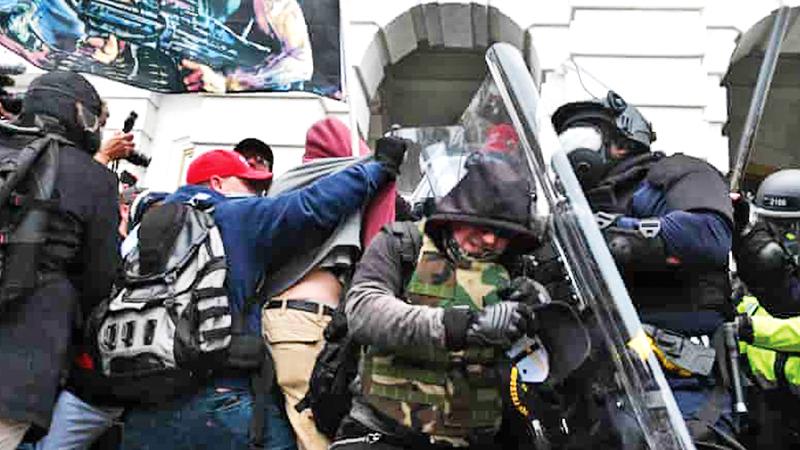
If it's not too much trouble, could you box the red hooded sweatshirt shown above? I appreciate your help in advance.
[304,117,396,247]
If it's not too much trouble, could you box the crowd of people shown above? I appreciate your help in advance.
[0,69,799,450]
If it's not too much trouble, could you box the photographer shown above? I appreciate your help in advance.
[0,71,119,449]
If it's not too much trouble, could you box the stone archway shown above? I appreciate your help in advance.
[346,2,540,139]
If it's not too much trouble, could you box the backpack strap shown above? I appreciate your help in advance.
[387,221,422,290]
[248,345,274,450]
[234,293,274,450]
[0,133,62,305]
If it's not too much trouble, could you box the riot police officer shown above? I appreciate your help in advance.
[552,91,738,447]
[732,168,800,447]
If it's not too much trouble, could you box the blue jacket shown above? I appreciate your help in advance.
[165,161,387,332]
[617,181,731,267]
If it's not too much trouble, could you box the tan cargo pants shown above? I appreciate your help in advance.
[263,303,332,450]
[0,417,29,450]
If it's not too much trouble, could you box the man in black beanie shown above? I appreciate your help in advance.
[0,71,119,449]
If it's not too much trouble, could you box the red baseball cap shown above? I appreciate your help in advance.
[186,149,273,185]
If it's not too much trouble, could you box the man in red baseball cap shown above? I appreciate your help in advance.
[119,139,409,450]
[186,149,273,195]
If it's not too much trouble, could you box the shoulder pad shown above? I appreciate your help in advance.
[647,153,733,224]
[387,221,422,266]
[646,154,722,188]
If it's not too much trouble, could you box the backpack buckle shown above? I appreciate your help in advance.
[10,193,24,207]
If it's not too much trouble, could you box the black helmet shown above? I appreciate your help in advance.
[552,91,656,152]
[754,169,800,219]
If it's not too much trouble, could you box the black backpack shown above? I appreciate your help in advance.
[297,221,421,438]
[0,123,70,310]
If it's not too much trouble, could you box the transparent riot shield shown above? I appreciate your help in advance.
[475,43,695,449]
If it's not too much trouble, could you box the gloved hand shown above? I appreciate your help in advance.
[734,223,786,281]
[498,276,550,305]
[466,302,534,348]
[374,136,409,179]
[731,192,751,239]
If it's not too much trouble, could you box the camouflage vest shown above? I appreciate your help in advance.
[361,223,510,444]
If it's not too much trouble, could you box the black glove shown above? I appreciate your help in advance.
[374,136,409,179]
[498,276,551,305]
[465,302,533,348]
[604,226,669,270]
[734,223,786,279]
[731,193,751,239]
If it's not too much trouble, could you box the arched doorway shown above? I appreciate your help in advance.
[348,2,539,141]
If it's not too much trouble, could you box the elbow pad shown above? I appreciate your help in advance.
[603,226,668,271]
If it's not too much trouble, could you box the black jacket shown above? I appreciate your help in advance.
[0,134,119,429]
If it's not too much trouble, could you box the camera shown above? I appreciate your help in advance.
[0,64,25,117]
[121,111,151,167]
[0,93,23,116]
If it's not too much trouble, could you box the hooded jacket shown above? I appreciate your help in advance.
[344,154,541,437]
[164,159,387,333]
[259,118,395,297]
[304,117,396,246]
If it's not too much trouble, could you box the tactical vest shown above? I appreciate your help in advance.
[588,153,731,319]
[360,226,510,444]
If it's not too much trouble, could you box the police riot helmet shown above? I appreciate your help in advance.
[754,169,800,219]
[551,91,656,188]
[552,91,656,153]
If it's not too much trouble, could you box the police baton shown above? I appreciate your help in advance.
[724,322,748,419]
[729,6,791,192]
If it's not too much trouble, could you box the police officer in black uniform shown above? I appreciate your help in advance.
[551,91,738,447]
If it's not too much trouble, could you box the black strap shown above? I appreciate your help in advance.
[295,395,310,413]
[236,286,273,449]
[264,299,334,316]
[197,306,230,323]
[193,287,228,301]
[248,347,275,450]
[775,352,790,390]
[687,384,729,443]
[201,327,232,342]
[389,222,422,291]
